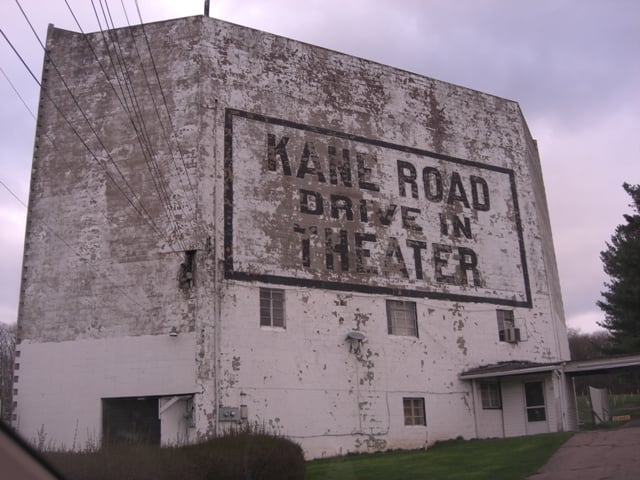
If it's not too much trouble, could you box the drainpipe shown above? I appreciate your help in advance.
[212,97,221,437]
[470,379,479,439]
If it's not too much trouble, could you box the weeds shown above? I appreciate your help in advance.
[42,422,305,480]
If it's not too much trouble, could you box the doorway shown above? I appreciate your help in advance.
[102,397,160,446]
[524,381,548,434]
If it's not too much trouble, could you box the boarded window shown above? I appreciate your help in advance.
[480,382,502,409]
[260,288,285,327]
[403,397,426,425]
[387,300,418,337]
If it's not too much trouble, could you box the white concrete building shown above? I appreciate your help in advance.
[14,14,575,458]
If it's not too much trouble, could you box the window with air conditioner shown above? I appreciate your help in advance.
[496,309,520,343]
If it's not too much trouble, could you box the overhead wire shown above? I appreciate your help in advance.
[109,0,197,240]
[9,0,184,255]
[0,178,149,311]
[0,65,35,120]
[0,26,181,258]
[1,2,206,332]
[97,0,187,251]
[118,0,199,209]
[62,0,196,250]
[0,179,28,208]
[2,62,126,231]
[134,0,198,202]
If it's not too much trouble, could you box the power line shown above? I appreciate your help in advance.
[9,1,185,254]
[2,63,134,231]
[13,0,44,50]
[118,0,199,210]
[98,0,188,250]
[1,177,150,312]
[0,27,182,257]
[0,65,36,120]
[0,180,27,208]
[67,0,187,241]
[134,0,198,202]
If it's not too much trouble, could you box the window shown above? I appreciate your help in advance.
[480,382,502,409]
[403,397,426,425]
[259,288,285,327]
[496,309,515,342]
[386,300,418,337]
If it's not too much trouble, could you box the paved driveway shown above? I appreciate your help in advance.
[528,425,640,480]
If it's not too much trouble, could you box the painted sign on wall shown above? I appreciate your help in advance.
[224,109,531,307]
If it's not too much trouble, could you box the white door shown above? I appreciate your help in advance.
[524,381,549,434]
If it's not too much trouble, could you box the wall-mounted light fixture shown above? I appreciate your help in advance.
[346,330,366,354]
[169,326,179,337]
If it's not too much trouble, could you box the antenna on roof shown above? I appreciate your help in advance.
[204,0,210,17]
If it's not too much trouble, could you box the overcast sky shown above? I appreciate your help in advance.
[1,0,638,332]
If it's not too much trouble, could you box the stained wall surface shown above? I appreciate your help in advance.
[15,15,570,457]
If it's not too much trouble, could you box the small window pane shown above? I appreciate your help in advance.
[480,382,502,409]
[527,407,546,422]
[403,397,426,426]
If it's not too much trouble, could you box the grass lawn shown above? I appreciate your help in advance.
[305,433,573,480]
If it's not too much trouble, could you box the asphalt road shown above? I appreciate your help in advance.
[528,423,640,480]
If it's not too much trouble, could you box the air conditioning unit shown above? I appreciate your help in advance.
[505,327,521,343]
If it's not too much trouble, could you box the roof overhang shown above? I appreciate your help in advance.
[563,354,640,375]
[459,361,562,380]
[459,353,640,381]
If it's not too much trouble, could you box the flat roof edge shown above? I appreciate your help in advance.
[460,354,640,380]
[459,364,561,380]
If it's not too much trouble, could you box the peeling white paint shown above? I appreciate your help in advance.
[14,15,570,458]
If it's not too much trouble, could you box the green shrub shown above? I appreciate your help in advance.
[44,432,305,480]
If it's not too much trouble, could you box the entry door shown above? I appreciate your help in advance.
[524,381,548,434]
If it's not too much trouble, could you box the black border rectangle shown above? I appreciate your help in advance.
[223,108,532,308]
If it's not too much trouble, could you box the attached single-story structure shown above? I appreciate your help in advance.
[461,354,640,438]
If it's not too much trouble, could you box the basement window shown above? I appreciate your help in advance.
[403,397,426,426]
[386,300,418,337]
[480,382,502,409]
[260,288,285,328]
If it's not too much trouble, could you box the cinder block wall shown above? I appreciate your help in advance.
[15,15,569,456]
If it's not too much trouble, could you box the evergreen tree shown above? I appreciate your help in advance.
[597,183,640,353]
